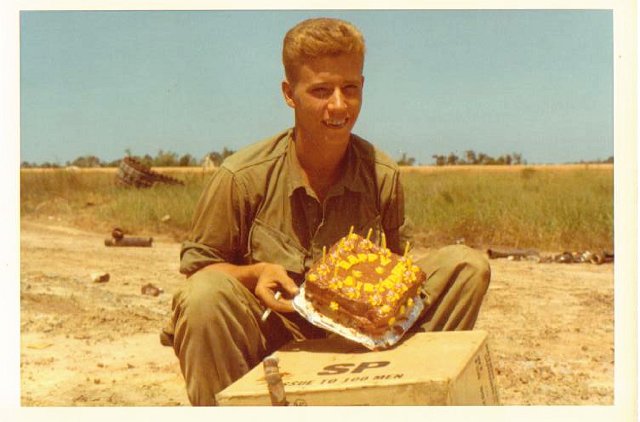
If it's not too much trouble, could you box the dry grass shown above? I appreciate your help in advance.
[20,165,613,251]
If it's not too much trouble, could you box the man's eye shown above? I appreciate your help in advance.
[343,85,360,95]
[312,88,331,97]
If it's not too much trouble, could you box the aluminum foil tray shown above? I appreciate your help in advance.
[292,284,424,350]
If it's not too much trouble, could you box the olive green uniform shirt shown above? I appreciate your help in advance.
[180,129,406,284]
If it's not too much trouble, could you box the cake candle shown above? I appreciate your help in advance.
[366,227,373,241]
[381,232,387,249]
[348,225,354,235]
[322,245,326,263]
[404,241,410,257]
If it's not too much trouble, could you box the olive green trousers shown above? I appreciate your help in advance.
[164,245,490,406]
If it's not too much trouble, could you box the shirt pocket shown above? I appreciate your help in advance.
[246,218,307,277]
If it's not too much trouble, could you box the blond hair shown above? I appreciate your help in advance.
[282,17,366,82]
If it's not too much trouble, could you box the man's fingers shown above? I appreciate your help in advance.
[270,298,295,313]
[282,280,300,297]
[258,288,294,313]
[255,263,299,313]
[280,276,300,297]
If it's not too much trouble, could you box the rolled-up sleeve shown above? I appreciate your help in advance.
[179,167,248,276]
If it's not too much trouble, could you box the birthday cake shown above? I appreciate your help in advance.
[304,231,426,337]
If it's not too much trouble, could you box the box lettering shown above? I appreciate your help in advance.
[318,361,390,376]
[352,361,390,373]
[318,363,355,375]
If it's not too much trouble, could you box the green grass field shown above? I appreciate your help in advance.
[20,165,613,252]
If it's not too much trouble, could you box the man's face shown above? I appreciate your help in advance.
[282,53,364,147]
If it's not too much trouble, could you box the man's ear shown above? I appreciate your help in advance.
[281,80,296,109]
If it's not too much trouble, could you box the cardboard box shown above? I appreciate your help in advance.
[216,330,499,406]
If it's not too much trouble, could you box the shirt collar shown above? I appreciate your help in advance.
[286,129,368,198]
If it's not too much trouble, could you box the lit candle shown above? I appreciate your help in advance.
[322,245,326,263]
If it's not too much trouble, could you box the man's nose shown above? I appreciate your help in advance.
[327,88,347,111]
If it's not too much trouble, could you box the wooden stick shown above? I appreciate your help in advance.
[263,355,287,406]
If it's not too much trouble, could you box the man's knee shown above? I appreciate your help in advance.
[174,270,242,328]
[441,245,491,293]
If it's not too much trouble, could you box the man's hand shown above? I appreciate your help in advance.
[254,263,299,313]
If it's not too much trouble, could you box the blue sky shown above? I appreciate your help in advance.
[20,9,613,165]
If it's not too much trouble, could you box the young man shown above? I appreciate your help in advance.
[164,17,490,406]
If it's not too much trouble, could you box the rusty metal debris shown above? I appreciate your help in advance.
[116,156,184,188]
[104,227,153,247]
[487,248,540,262]
[487,247,613,265]
[539,251,614,265]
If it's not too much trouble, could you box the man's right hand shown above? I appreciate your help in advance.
[254,263,300,313]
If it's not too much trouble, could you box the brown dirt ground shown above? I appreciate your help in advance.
[20,217,614,406]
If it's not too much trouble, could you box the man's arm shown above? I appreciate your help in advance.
[181,167,298,312]
[197,261,299,312]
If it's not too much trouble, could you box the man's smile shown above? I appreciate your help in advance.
[324,117,349,129]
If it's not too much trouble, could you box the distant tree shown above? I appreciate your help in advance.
[178,153,197,167]
[397,152,416,166]
[152,150,179,167]
[432,151,526,166]
[70,155,102,168]
[446,153,459,165]
[464,150,477,165]
[432,154,446,166]
[512,153,523,165]
[205,147,236,166]
[102,159,118,167]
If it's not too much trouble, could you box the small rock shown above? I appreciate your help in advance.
[90,272,110,283]
[141,283,163,296]
[160,214,171,222]
[94,378,101,384]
